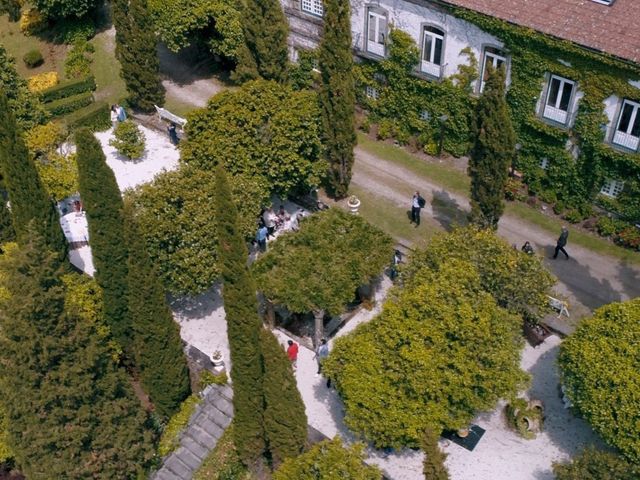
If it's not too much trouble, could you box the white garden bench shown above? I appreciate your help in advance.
[154,105,187,129]
[548,295,570,318]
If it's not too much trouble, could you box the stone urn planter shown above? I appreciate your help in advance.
[347,195,361,214]
[211,350,225,373]
[456,428,470,438]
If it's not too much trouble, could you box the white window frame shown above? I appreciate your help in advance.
[301,0,323,16]
[539,157,549,170]
[365,86,379,99]
[366,9,387,57]
[600,179,624,198]
[612,99,640,151]
[421,26,444,78]
[543,75,575,125]
[480,47,507,93]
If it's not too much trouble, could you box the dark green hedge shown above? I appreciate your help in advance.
[63,101,110,132]
[45,92,94,117]
[40,76,96,103]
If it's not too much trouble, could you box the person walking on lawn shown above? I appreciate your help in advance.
[553,226,570,260]
[411,191,426,226]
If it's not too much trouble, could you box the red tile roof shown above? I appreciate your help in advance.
[439,0,640,64]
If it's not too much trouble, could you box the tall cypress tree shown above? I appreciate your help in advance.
[214,165,266,469]
[318,0,356,198]
[124,202,190,419]
[422,428,450,480]
[75,128,131,354]
[0,233,155,479]
[0,186,15,244]
[468,65,515,229]
[113,0,164,111]
[260,329,307,468]
[233,0,289,83]
[0,92,65,257]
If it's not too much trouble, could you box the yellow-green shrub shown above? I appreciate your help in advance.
[157,395,201,457]
[19,8,46,35]
[28,71,59,93]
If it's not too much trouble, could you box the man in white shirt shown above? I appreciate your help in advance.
[411,191,424,226]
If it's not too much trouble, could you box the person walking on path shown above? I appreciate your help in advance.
[167,123,180,146]
[314,338,331,387]
[411,191,425,226]
[256,223,268,252]
[287,340,299,370]
[553,226,570,260]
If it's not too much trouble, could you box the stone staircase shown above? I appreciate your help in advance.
[152,384,234,480]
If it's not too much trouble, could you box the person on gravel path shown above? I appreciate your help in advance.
[411,191,425,226]
[553,226,570,260]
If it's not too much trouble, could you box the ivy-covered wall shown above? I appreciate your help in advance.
[352,4,640,220]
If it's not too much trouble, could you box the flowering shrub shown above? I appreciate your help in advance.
[28,71,59,93]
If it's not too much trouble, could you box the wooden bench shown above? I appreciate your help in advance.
[548,295,570,318]
[154,105,187,129]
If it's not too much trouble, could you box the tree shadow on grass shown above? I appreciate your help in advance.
[430,189,468,231]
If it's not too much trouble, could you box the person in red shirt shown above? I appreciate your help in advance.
[286,340,299,369]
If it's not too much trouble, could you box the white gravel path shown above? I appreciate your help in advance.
[94,124,180,192]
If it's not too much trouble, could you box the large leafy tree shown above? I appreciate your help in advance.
[0,92,65,257]
[213,165,266,468]
[252,208,393,346]
[0,45,47,131]
[260,329,307,468]
[232,0,288,83]
[113,0,164,111]
[553,448,639,480]
[402,227,554,321]
[273,438,381,480]
[124,203,190,419]
[0,238,155,479]
[148,0,243,60]
[323,259,528,448]
[558,298,640,463]
[317,0,356,198]
[75,129,131,353]
[182,80,324,196]
[468,64,515,229]
[31,0,100,18]
[128,167,267,295]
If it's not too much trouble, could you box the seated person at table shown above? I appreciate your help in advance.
[276,205,290,228]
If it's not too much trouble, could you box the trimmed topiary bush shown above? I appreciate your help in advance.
[559,298,640,463]
[63,101,110,131]
[109,121,146,160]
[44,92,93,117]
[23,49,44,68]
[40,76,97,103]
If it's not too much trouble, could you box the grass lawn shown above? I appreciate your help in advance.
[357,132,470,194]
[0,15,67,78]
[348,185,436,250]
[357,133,640,263]
[163,96,199,119]
[90,30,126,105]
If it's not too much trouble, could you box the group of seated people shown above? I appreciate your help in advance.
[255,205,307,252]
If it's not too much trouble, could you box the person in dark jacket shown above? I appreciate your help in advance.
[411,191,425,226]
[553,226,569,260]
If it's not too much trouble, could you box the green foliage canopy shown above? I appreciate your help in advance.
[113,0,165,111]
[0,235,155,479]
[75,128,131,352]
[182,80,324,196]
[148,0,243,59]
[31,0,100,18]
[324,258,528,448]
[553,448,640,480]
[125,203,190,418]
[558,298,640,463]
[253,208,393,315]
[468,65,515,229]
[128,166,267,295]
[318,0,356,197]
[403,227,554,321]
[273,438,382,480]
